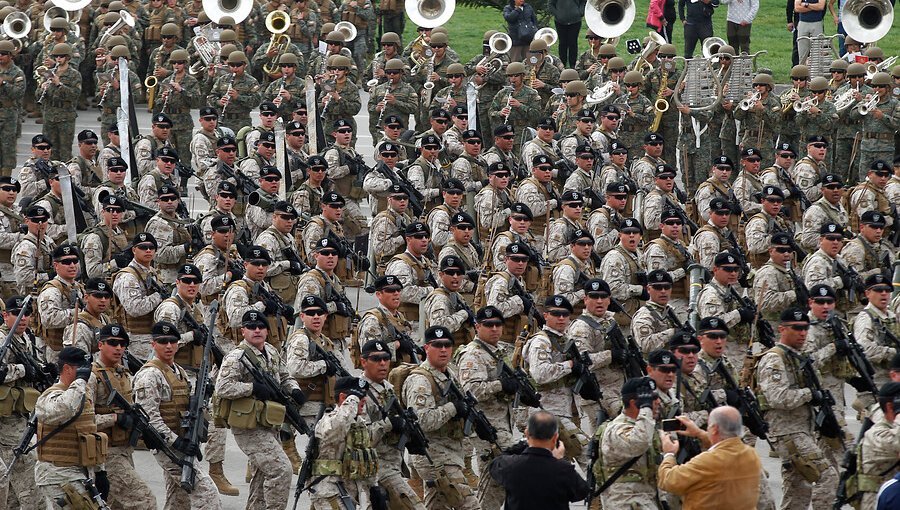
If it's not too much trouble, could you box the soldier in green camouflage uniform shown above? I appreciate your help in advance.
[146,23,184,90]
[733,73,781,166]
[525,39,562,108]
[317,55,362,147]
[643,44,680,165]
[675,102,714,196]
[284,0,319,57]
[464,30,510,149]
[206,51,262,133]
[368,58,417,142]
[574,31,610,81]
[489,62,541,154]
[850,72,900,180]
[795,77,838,146]
[0,40,25,175]
[263,53,307,122]
[833,64,870,182]
[338,0,375,74]
[615,71,654,156]
[778,65,812,152]
[430,63,467,113]
[96,45,142,144]
[39,43,81,162]
[157,49,202,159]
[363,32,402,86]
[38,17,85,69]
[410,32,459,131]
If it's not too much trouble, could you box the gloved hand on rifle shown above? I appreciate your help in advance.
[95,470,111,501]
[638,287,651,301]
[388,414,406,432]
[465,269,480,283]
[191,325,210,345]
[113,249,133,268]
[500,373,519,395]
[323,361,339,377]
[288,260,305,276]
[569,357,585,376]
[809,389,827,406]
[282,305,295,319]
[75,361,92,382]
[452,398,469,419]
[610,347,628,367]
[738,306,756,324]
[834,336,851,356]
[115,411,134,430]
[173,435,202,459]
[252,381,277,401]
[335,301,352,317]
[263,298,279,316]
[724,389,741,408]
[291,389,307,406]
[42,362,58,381]
[356,256,371,272]
[228,262,245,282]
[838,272,853,291]
[17,355,37,382]
[519,294,534,313]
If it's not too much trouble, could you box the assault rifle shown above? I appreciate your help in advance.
[795,352,844,443]
[486,340,542,408]
[179,300,219,491]
[218,163,259,197]
[663,198,699,235]
[834,259,866,303]
[185,223,206,258]
[97,189,155,222]
[396,329,426,362]
[239,354,310,436]
[9,341,57,392]
[145,273,170,298]
[834,416,875,510]
[890,204,900,247]
[379,393,432,462]
[585,437,600,506]
[444,379,498,446]
[327,233,371,277]
[728,287,777,348]
[374,162,425,217]
[871,313,900,350]
[179,307,225,366]
[311,342,350,377]
[293,404,327,509]
[107,389,183,464]
[564,340,604,403]
[3,411,36,478]
[281,246,310,276]
[786,260,809,308]
[709,359,771,440]
[349,152,372,191]
[511,278,545,328]
[605,319,648,378]
[827,313,878,395]
[254,282,296,321]
[0,296,32,363]
[724,231,753,288]
[779,167,812,210]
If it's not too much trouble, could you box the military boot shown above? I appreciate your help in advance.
[282,439,302,474]
[209,461,239,496]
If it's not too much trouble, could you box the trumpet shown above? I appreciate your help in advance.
[866,55,898,80]
[220,72,235,115]
[261,10,291,77]
[857,94,880,115]
[738,90,761,110]
[792,95,819,113]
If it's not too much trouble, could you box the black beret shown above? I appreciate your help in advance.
[152,113,173,126]
[819,222,843,236]
[132,232,158,249]
[152,321,180,339]
[31,134,52,146]
[242,310,269,328]
[510,202,533,220]
[244,245,272,263]
[273,201,296,216]
[532,154,552,167]
[569,228,593,243]
[361,340,391,357]
[4,295,29,314]
[669,330,700,349]
[443,178,465,192]
[609,140,628,154]
[99,323,129,343]
[0,176,21,191]
[714,252,739,266]
[373,274,403,290]
[78,130,99,143]
[761,186,785,199]
[177,264,203,281]
[493,124,513,136]
[544,294,573,312]
[424,326,452,343]
[156,146,178,160]
[300,295,328,312]
[199,106,218,117]
[84,278,112,295]
[809,284,836,299]
[322,191,345,205]
[451,212,475,227]
[865,273,891,289]
[698,316,729,334]
[655,164,676,177]
[621,376,657,396]
[561,190,583,203]
[607,181,630,195]
[807,134,829,146]
[475,305,503,323]
[779,307,809,323]
[879,381,900,398]
[488,162,511,175]
[217,136,237,147]
[58,346,90,365]
[25,205,50,220]
[259,101,277,113]
[861,210,887,227]
[583,278,611,294]
[314,237,341,253]
[505,241,530,256]
[334,376,368,395]
[440,255,466,271]
[52,243,80,260]
[770,232,793,246]
[157,184,179,200]
[333,118,353,130]
[713,155,734,168]
[647,269,673,285]
[210,215,236,231]
[741,147,759,158]
[259,165,282,178]
[709,197,731,212]
[404,222,430,236]
[644,133,664,143]
[820,174,843,186]
[620,217,642,233]
[308,155,328,168]
[648,349,678,366]
[420,134,441,148]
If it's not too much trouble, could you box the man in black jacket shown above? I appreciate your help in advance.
[678,0,720,58]
[489,411,590,510]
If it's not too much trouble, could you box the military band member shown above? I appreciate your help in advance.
[367,58,418,139]
[849,160,894,234]
[0,295,42,509]
[797,173,847,253]
[0,39,25,175]
[689,197,736,270]
[159,49,201,159]
[36,244,84,363]
[0,176,23,297]
[193,215,242,306]
[489,63,540,153]
[792,135,831,204]
[62,278,113,354]
[697,252,755,362]
[371,186,414,274]
[264,53,306,122]
[851,72,900,179]
[12,205,55,296]
[616,72,655,155]
[214,310,303,509]
[68,129,103,192]
[694,156,735,223]
[89,324,159,509]
[854,274,900,388]
[401,326,479,509]
[33,346,106,507]
[207,51,261,133]
[833,64,870,181]
[755,308,840,509]
[753,233,804,321]
[545,190,586,263]
[552,81,586,137]
[795,77,838,145]
[733,73,780,165]
[38,43,82,162]
[133,323,222,508]
[426,178,466,255]
[366,32,402,86]
[598,217,647,325]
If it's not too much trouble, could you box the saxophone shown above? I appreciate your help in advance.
[650,66,670,132]
[147,49,163,110]
[526,63,536,88]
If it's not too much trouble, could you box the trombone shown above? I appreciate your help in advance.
[261,10,291,77]
[474,32,510,81]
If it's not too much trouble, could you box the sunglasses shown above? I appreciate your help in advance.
[719,266,741,273]
[433,119,448,125]
[159,158,177,164]
[788,324,809,331]
[870,286,892,293]
[0,186,17,192]
[385,70,401,75]
[778,153,796,159]
[280,63,296,68]
[454,225,474,231]
[773,246,793,253]
[565,92,581,97]
[159,196,179,202]
[703,332,727,339]
[410,233,430,239]
[228,63,244,67]
[442,269,464,277]
[366,354,392,362]
[318,249,339,256]
[260,112,277,117]
[244,324,267,330]
[492,172,511,178]
[178,277,200,285]
[536,165,553,172]
[646,142,663,147]
[823,235,844,241]
[261,176,281,182]
[654,365,678,373]
[792,77,807,81]
[289,132,306,137]
[429,44,446,49]
[574,240,594,246]
[260,143,276,149]
[500,135,515,140]
[676,346,700,354]
[381,152,398,157]
[481,321,504,328]
[577,154,595,160]
[810,143,827,149]
[625,83,640,87]
[872,84,889,89]
[586,292,609,299]
[465,139,482,145]
[303,309,328,316]
[34,145,51,150]
[764,197,784,204]
[447,74,464,79]
[823,183,842,190]
[135,243,156,250]
[547,310,571,317]
[103,339,129,347]
[56,258,79,265]
[103,207,124,213]
[608,194,628,200]
[429,340,453,348]
[0,52,11,56]
[511,214,531,221]
[650,283,672,290]
[154,337,179,344]
[336,128,353,134]
[507,255,530,263]
[219,147,237,153]
[663,220,683,226]
[605,116,620,121]
[812,298,835,304]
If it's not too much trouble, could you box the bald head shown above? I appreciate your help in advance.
[709,406,743,440]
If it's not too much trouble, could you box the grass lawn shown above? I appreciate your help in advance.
[399,3,900,79]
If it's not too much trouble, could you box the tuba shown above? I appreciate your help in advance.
[702,36,726,59]
[2,12,30,52]
[203,0,253,24]
[334,20,357,42]
[262,10,291,76]
[405,0,455,28]
[841,0,893,43]
[97,10,135,50]
[585,0,635,41]
[534,27,558,47]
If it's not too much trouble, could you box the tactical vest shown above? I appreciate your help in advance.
[747,212,790,268]
[92,362,133,446]
[37,383,108,467]
[408,366,465,439]
[691,225,732,261]
[341,5,369,29]
[0,337,39,417]
[154,216,191,271]
[307,269,351,339]
[612,246,642,322]
[847,182,890,232]
[195,244,240,304]
[521,176,556,235]
[427,204,455,253]
[0,205,23,264]
[164,296,206,368]
[351,308,415,369]
[332,147,366,200]
[490,272,531,344]
[391,252,431,319]
[592,420,661,486]
[295,331,337,404]
[145,358,190,435]
[476,185,512,240]
[430,288,475,348]
[35,279,76,351]
[647,237,690,299]
[111,267,155,334]
[217,345,287,430]
[216,279,287,349]
[312,421,379,479]
[526,331,575,391]
[552,257,592,316]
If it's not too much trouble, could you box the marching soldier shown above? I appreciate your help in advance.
[589,181,629,258]
[0,39,25,176]
[696,252,755,362]
[423,255,476,349]
[200,136,240,204]
[31,165,76,245]
[849,160,894,234]
[38,43,81,162]
[407,134,444,212]
[355,275,417,367]
[92,156,145,236]
[792,136,830,205]
[841,211,894,285]
[437,212,480,287]
[193,215,242,306]
[797,173,847,253]
[36,244,84,363]
[145,184,195,285]
[197,182,240,241]
[484,241,539,345]
[137,147,179,210]
[63,278,114,354]
[482,124,523,180]
[215,310,304,509]
[263,53,306,122]
[560,111,601,166]
[255,200,305,306]
[371,186,413,274]
[689,197,736,270]
[732,147,764,217]
[33,346,106,507]
[295,238,354,350]
[520,118,560,175]
[89,324,158,509]
[474,162,514,242]
[111,232,167,360]
[562,143,600,199]
[854,382,900,508]
[795,77,838,144]
[0,176,24,297]
[96,45,143,144]
[642,209,692,318]
[832,64,869,182]
[133,323,223,508]
[632,269,681,355]
[760,144,803,225]
[293,155,330,219]
[853,274,900,388]
[385,221,437,327]
[489,63,541,153]
[693,155,734,224]
[245,165,282,240]
[489,203,543,273]
[641,164,687,241]
[67,129,103,192]
[803,223,861,315]
[0,295,42,509]
[17,135,55,203]
[598,217,647,325]
[79,194,129,281]
[318,57,363,145]
[630,133,667,195]
[219,246,290,351]
[323,119,368,239]
[98,125,122,177]
[238,131,276,185]
[365,32,401,86]
[425,179,466,255]
[616,72,655,158]
[242,103,279,155]
[11,205,55,296]
[733,73,780,165]
[744,186,792,268]
[544,190,586,263]
[135,113,176,178]
[754,307,840,509]
[552,228,597,316]
[753,233,805,322]
[207,51,262,133]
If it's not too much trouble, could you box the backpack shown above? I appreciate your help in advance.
[387,362,427,407]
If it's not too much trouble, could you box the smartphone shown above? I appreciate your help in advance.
[661,419,686,432]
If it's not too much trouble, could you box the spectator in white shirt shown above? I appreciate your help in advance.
[720,0,759,54]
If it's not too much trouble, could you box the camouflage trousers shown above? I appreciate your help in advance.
[42,116,76,162]
[475,426,515,510]
[343,199,370,238]
[154,451,222,510]
[720,134,739,165]
[104,446,158,509]
[39,478,93,510]
[0,112,19,173]
[416,463,480,510]
[171,128,193,164]
[0,447,39,509]
[599,480,660,510]
[679,143,712,197]
[311,480,364,510]
[234,427,293,510]
[378,470,426,510]
[0,456,6,510]
[769,431,840,510]
[832,135,860,183]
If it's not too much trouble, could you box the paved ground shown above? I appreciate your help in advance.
[16,90,860,508]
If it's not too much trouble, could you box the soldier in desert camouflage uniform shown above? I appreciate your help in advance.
[544,190,586,264]
[355,275,417,367]
[0,176,24,297]
[849,161,894,234]
[853,275,900,388]
[803,223,861,316]
[551,228,596,316]
[137,147,179,210]
[598,218,647,325]
[515,155,560,246]
[423,256,476,350]
[696,252,756,362]
[36,244,85,363]
[145,184,195,285]
[840,211,894,287]
[854,382,900,508]
[135,114,176,178]
[80,194,130,280]
[792,136,830,205]
[631,269,683,356]
[797,173,846,253]
[589,182,629,258]
[62,278,113,354]
[11,205,55,296]
[112,233,167,360]
[753,233,805,322]
[385,222,437,330]
[744,186,793,268]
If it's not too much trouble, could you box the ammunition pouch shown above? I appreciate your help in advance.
[427,468,467,507]
[60,483,100,510]
[0,385,39,417]
[78,432,109,467]
[786,438,823,483]
[270,273,299,306]
[221,397,286,430]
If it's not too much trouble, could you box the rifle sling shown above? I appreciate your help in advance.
[590,454,643,499]
[26,394,87,456]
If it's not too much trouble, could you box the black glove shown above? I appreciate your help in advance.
[465,270,480,283]
[839,272,852,291]
[228,263,245,281]
[724,389,741,407]
[263,298,279,316]
[182,241,194,253]
[18,357,37,382]
[173,436,201,458]
[634,271,648,286]
[252,381,276,401]
[834,337,851,356]
[810,390,825,406]
[0,364,7,383]
[291,388,307,406]
[453,399,469,419]
[115,411,134,430]
[191,325,209,346]
[639,288,651,301]
[738,306,756,324]
[357,256,371,272]
[75,363,92,382]
[520,294,533,313]
[335,302,351,317]
[610,348,628,367]
[570,358,585,377]
[283,305,295,319]
[289,260,305,276]
[18,224,27,234]
[500,374,519,395]
[388,415,405,432]
[94,470,110,501]
[323,362,338,377]
[636,389,656,409]
[466,308,477,326]
[42,362,59,381]
[113,249,133,268]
